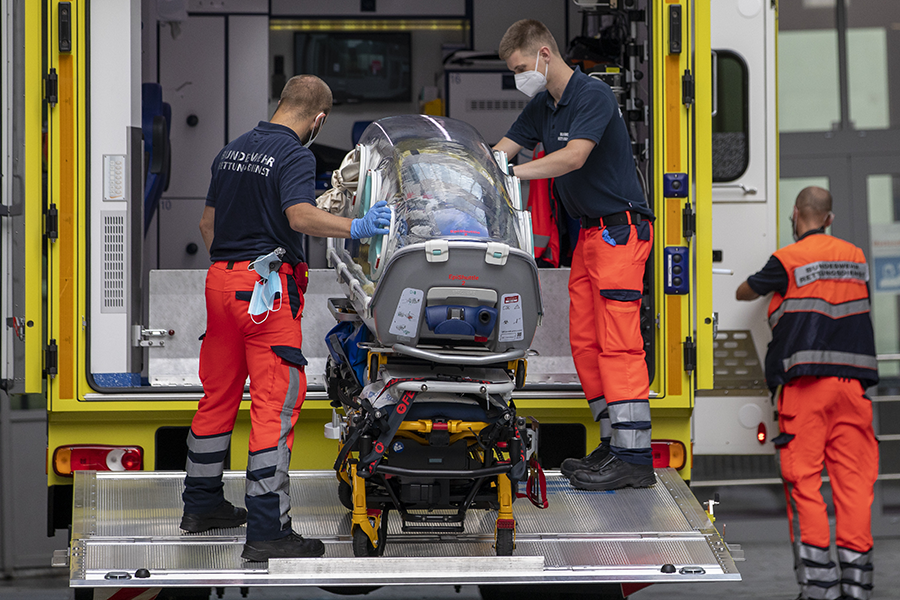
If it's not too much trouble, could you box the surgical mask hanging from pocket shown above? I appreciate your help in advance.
[248,248,286,320]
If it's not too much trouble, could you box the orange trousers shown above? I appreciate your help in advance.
[184,261,307,541]
[569,221,653,464]
[778,376,878,552]
[778,376,877,599]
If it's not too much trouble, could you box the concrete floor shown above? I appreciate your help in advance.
[2,536,900,599]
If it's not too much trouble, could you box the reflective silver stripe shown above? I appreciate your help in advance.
[588,396,607,422]
[841,567,874,587]
[187,430,232,454]
[799,543,832,564]
[608,401,652,425]
[185,459,224,479]
[841,582,872,600]
[794,260,869,288]
[246,365,302,530]
[599,415,612,441]
[837,546,873,567]
[611,428,651,451]
[783,350,878,372]
[768,297,871,329]
[247,449,280,472]
[802,583,842,600]
[804,565,840,582]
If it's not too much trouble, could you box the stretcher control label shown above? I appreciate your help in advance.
[499,293,524,342]
[389,288,423,340]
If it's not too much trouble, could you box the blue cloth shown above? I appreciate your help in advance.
[325,321,369,385]
[206,121,316,266]
[504,68,653,222]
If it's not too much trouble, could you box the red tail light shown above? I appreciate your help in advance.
[757,422,767,444]
[651,440,687,470]
[53,445,143,476]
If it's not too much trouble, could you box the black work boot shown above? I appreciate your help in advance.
[569,456,656,491]
[560,443,611,478]
[180,500,248,533]
[242,531,326,561]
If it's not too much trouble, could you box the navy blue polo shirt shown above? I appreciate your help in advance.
[505,67,652,221]
[206,121,316,265]
[746,229,825,298]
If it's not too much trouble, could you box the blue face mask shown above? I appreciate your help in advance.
[248,248,285,320]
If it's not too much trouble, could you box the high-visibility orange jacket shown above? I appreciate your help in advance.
[765,234,878,390]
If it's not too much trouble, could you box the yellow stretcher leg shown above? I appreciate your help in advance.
[494,473,516,552]
[350,462,380,547]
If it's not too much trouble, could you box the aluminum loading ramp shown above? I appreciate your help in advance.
[61,469,740,590]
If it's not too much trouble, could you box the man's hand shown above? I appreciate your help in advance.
[736,281,760,301]
[351,201,391,239]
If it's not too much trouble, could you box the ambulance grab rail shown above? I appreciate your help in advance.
[392,343,525,365]
[327,246,371,311]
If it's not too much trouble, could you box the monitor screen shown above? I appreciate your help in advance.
[294,32,412,104]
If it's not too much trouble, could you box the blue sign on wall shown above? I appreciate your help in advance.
[873,256,900,292]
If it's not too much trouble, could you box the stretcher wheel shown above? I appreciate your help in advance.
[352,524,380,557]
[494,528,514,556]
[337,479,353,511]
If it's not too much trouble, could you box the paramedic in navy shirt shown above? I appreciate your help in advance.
[494,20,656,491]
[180,75,390,561]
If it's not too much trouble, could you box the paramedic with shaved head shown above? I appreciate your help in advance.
[494,19,655,491]
[180,75,390,561]
[737,186,878,600]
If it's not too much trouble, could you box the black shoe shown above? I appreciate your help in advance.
[560,443,611,478]
[570,456,656,491]
[242,531,326,561]
[180,500,247,533]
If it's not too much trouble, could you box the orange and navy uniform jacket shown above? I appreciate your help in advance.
[750,231,878,390]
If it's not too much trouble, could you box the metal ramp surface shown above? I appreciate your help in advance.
[65,469,740,589]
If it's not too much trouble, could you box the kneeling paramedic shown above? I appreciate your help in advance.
[493,19,655,491]
[180,75,391,561]
[737,186,878,600]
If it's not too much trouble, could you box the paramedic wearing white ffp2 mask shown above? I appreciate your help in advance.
[494,19,655,493]
[181,75,390,562]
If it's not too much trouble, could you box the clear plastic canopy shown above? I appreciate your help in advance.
[358,115,523,251]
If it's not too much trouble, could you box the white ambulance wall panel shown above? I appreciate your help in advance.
[228,16,269,142]
[160,16,226,199]
[711,202,774,367]
[446,71,527,146]
[709,0,778,357]
[89,0,140,375]
[710,0,771,204]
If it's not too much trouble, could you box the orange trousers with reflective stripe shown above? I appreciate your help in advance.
[778,376,878,553]
[192,261,307,453]
[569,224,652,404]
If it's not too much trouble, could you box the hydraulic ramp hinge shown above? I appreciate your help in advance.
[682,69,694,106]
[682,202,695,240]
[683,336,696,373]
[45,68,58,107]
[46,339,58,377]
[46,204,58,241]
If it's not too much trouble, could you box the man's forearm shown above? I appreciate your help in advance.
[736,280,760,301]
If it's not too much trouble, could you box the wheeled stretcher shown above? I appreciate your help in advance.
[323,115,547,556]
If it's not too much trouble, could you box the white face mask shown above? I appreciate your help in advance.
[304,113,325,148]
[515,51,548,98]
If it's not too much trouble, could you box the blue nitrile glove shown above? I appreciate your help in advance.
[351,200,391,239]
[602,229,617,247]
